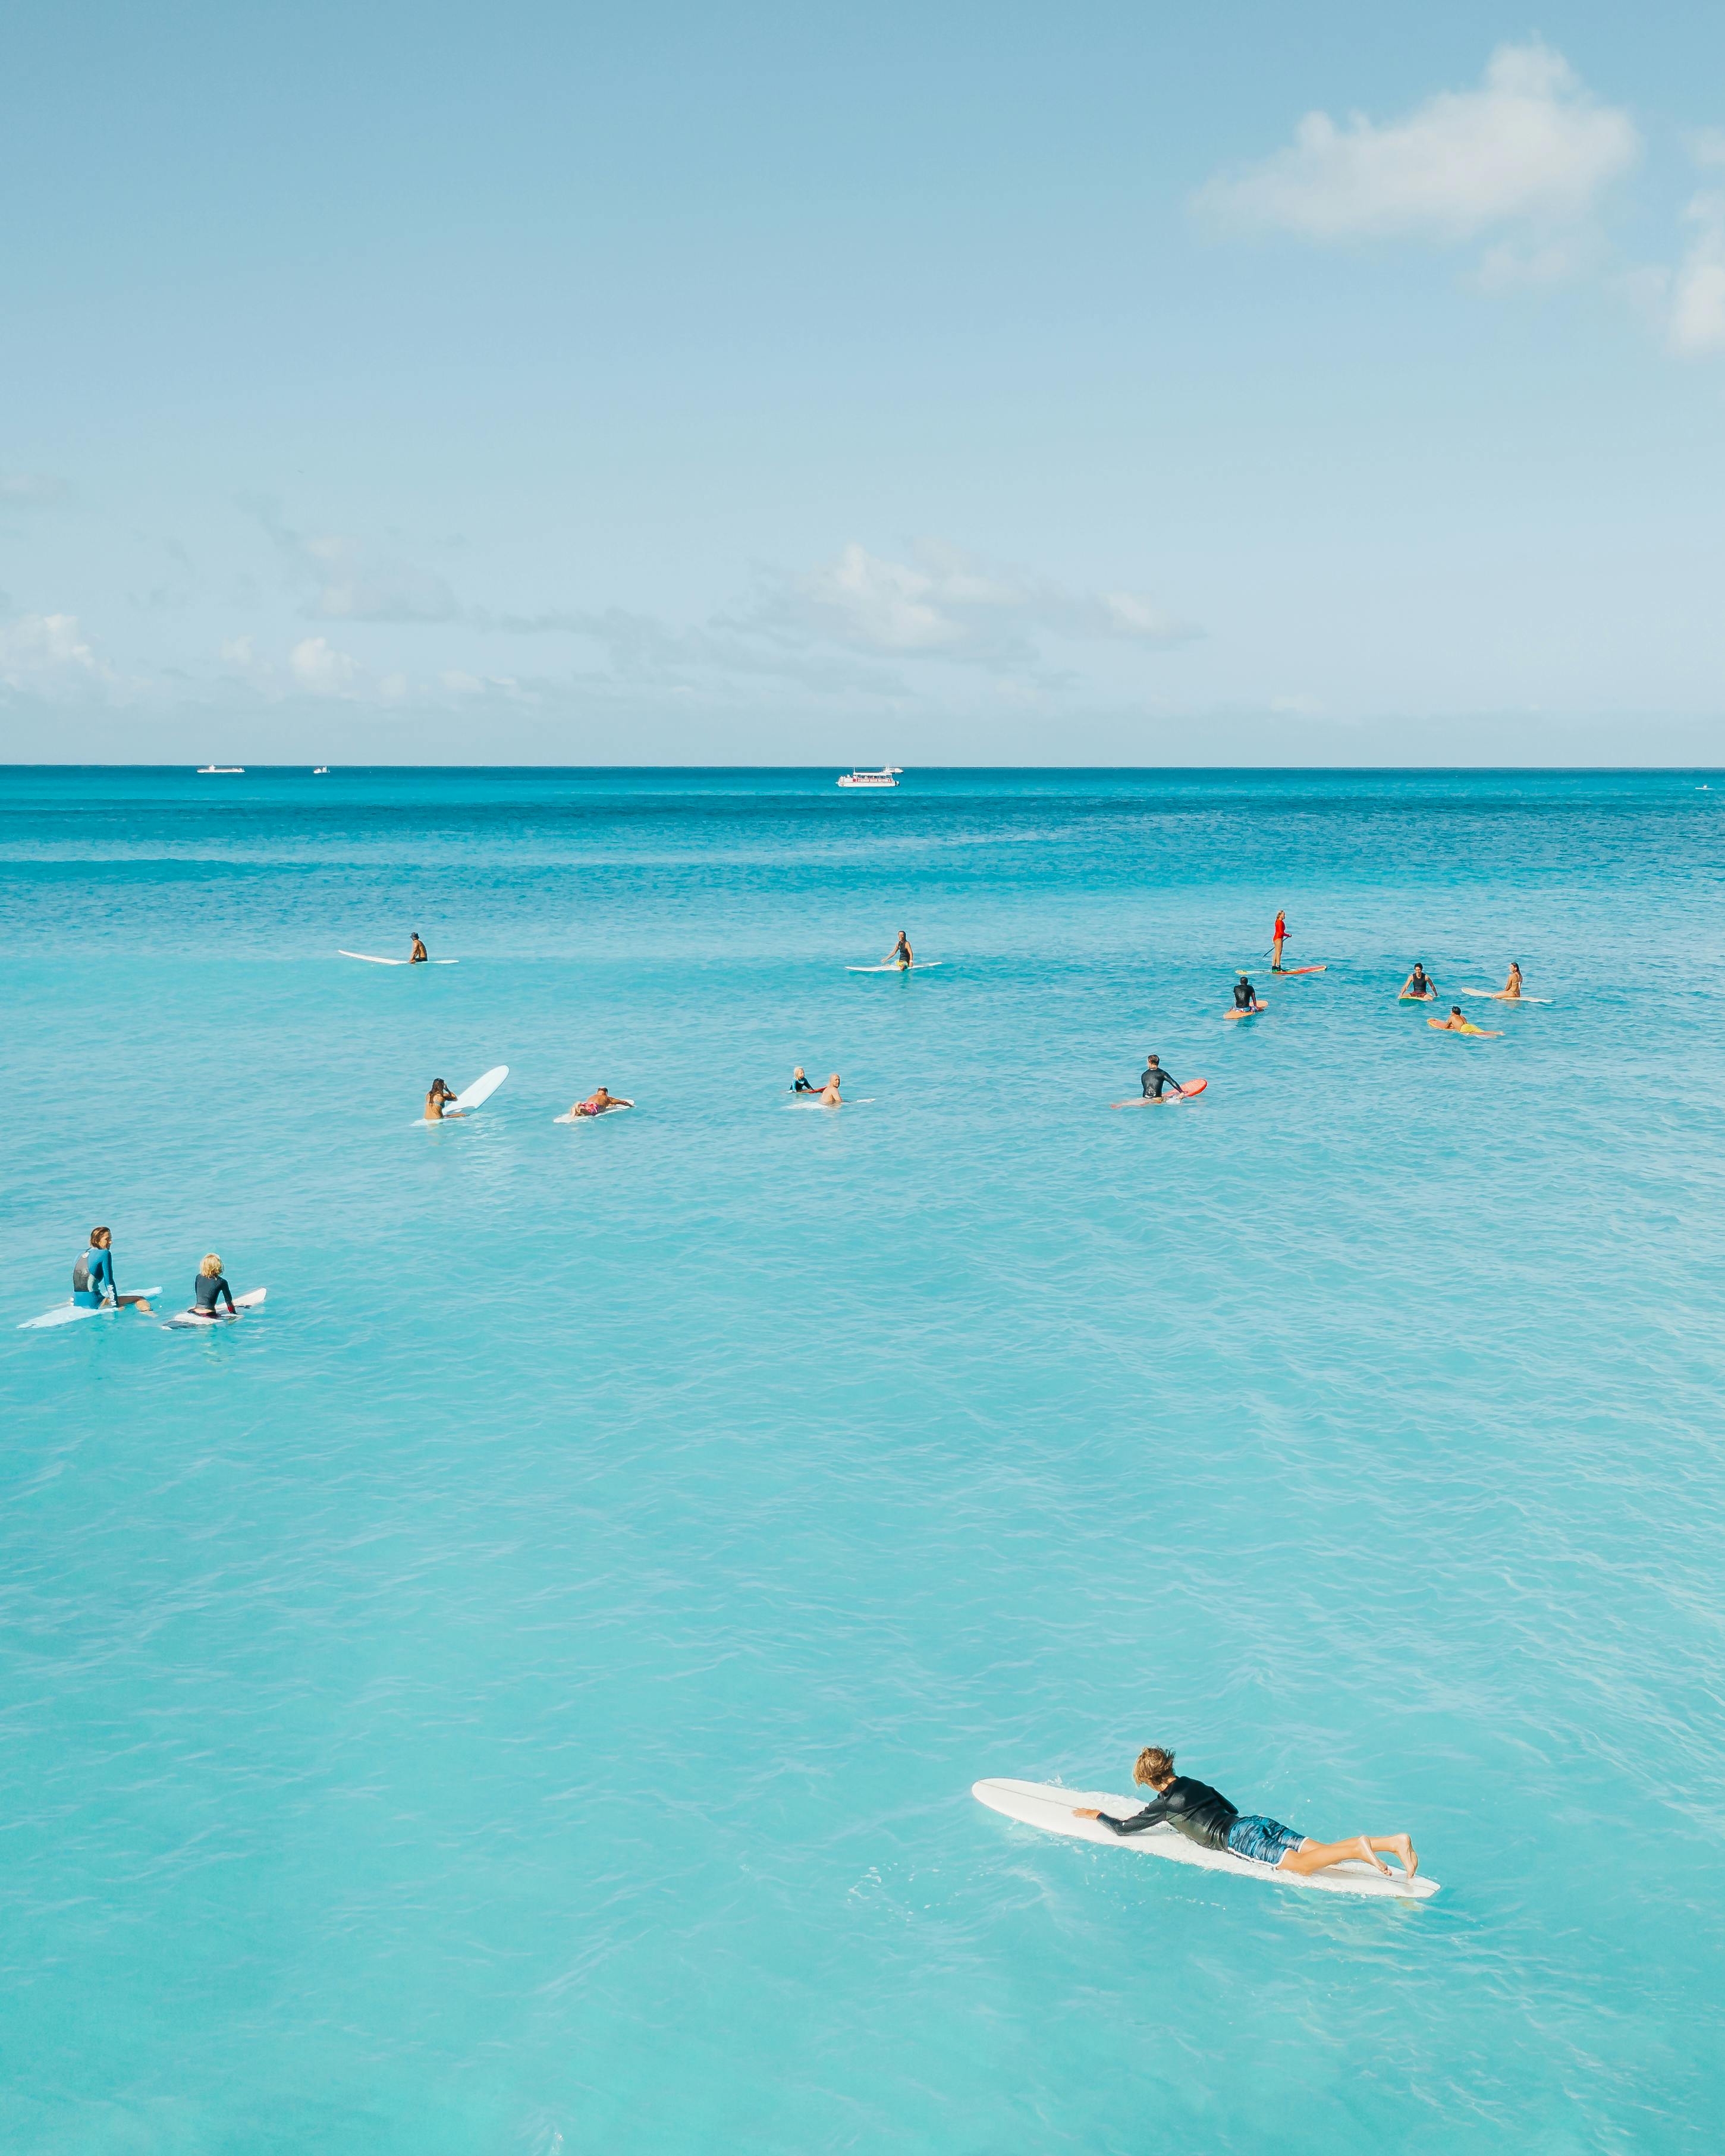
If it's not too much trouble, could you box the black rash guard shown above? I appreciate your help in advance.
[1233,980,1258,1009]
[1141,1066,1182,1098]
[193,1272,236,1315]
[1096,1775,1238,1851]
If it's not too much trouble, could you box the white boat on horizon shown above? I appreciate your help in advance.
[196,765,244,774]
[837,766,903,788]
[313,766,329,774]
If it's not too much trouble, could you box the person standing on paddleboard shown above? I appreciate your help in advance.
[409,932,428,964]
[72,1227,151,1313]
[1271,910,1287,972]
[1072,1746,1418,1881]
[1140,1054,1187,1101]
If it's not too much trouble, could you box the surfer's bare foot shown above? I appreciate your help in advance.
[1072,1807,1100,1820]
[1391,1834,1418,1878]
[1357,1836,1390,1874]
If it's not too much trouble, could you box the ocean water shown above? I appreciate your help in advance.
[3,765,1723,2155]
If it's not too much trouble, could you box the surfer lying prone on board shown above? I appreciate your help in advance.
[425,1079,464,1120]
[568,1086,633,1117]
[1430,1005,1501,1037]
[1072,1746,1418,1880]
[73,1227,151,1313]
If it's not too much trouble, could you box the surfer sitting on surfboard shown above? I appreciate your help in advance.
[1499,962,1523,1000]
[789,1067,818,1093]
[1072,1746,1418,1881]
[1232,972,1261,1011]
[189,1253,237,1319]
[72,1227,151,1313]
[1400,964,1435,1000]
[409,932,428,964]
[569,1086,633,1117]
[1140,1054,1186,1101]
[425,1079,463,1121]
[887,932,913,970]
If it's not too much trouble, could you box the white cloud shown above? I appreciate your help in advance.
[243,500,458,622]
[1667,191,1725,356]
[1196,42,1637,249]
[289,635,362,696]
[0,472,71,507]
[757,541,1195,665]
[0,611,104,691]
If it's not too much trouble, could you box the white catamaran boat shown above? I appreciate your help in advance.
[196,765,244,774]
[837,766,903,788]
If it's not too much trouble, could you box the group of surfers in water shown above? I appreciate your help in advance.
[1074,1745,1419,1882]
[67,1228,248,1322]
[423,1080,633,1121]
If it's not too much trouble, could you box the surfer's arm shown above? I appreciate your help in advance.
[1094,1799,1171,1837]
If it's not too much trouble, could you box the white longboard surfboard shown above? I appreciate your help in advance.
[340,950,458,965]
[847,961,942,973]
[165,1288,268,1329]
[19,1290,164,1332]
[554,1101,635,1123]
[1458,989,1549,1002]
[972,1780,1438,1901]
[410,1066,508,1126]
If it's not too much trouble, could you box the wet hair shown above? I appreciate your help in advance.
[90,1226,111,1246]
[1145,1054,1160,1064]
[1134,1746,1176,1787]
[430,1078,448,1095]
[200,1253,223,1278]
[1451,1005,1462,1015]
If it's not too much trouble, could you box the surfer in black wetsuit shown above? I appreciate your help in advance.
[1140,1055,1185,1101]
[191,1254,237,1318]
[1233,972,1260,1011]
[1072,1746,1418,1879]
[790,1067,818,1093]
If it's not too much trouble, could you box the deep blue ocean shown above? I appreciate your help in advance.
[4,766,1723,2153]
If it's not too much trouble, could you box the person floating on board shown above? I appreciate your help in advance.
[425,1078,463,1121]
[72,1227,151,1313]
[816,1073,844,1104]
[1431,1005,1501,1036]
[409,932,428,964]
[1400,964,1435,1000]
[789,1067,819,1093]
[1140,1054,1187,1102]
[1071,1746,1418,1881]
[569,1086,633,1117]
[887,931,914,970]
[1499,962,1524,1000]
[190,1253,237,1319]
[1271,909,1288,971]
[1232,972,1261,1011]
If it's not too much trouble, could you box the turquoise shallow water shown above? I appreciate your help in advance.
[4,766,1724,2153]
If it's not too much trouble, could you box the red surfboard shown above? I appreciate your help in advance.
[1111,1077,1208,1107]
[1269,964,1327,976]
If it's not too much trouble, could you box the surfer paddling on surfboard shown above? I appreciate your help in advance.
[1072,1746,1418,1881]
[1271,909,1287,971]
[1431,1006,1501,1038]
[1400,964,1435,1001]
[568,1086,634,1118]
[409,932,428,964]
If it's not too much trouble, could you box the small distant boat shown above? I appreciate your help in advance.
[196,765,244,774]
[837,766,903,789]
[312,766,329,774]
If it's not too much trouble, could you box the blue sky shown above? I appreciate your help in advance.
[3,0,1724,763]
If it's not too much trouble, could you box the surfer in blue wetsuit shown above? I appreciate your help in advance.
[72,1227,151,1313]
[191,1253,237,1318]
[1072,1746,1418,1880]
[790,1067,818,1093]
[1140,1055,1186,1101]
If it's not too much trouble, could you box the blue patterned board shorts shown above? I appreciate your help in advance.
[1227,1814,1305,1867]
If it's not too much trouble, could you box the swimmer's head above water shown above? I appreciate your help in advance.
[90,1226,111,1250]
